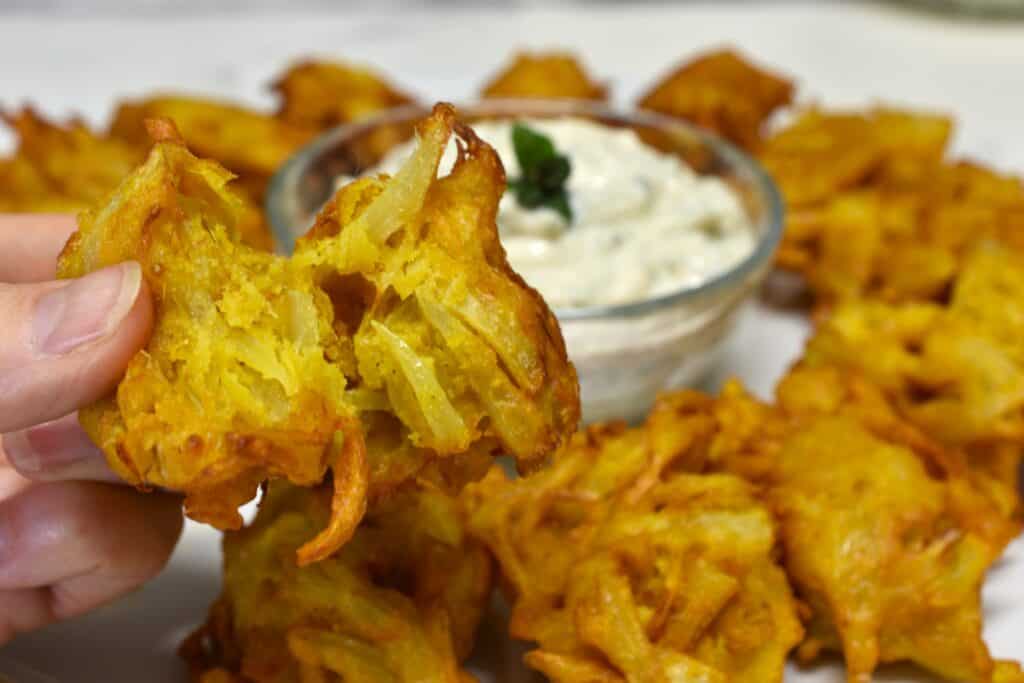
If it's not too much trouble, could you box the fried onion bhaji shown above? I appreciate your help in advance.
[108,94,313,204]
[638,49,794,151]
[690,376,1019,683]
[798,242,1024,521]
[272,60,415,130]
[57,104,579,565]
[480,52,608,101]
[0,108,144,211]
[0,155,70,212]
[761,105,1024,306]
[183,481,490,683]
[0,107,273,249]
[464,415,804,682]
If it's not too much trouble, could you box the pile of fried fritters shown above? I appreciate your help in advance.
[4,49,1022,683]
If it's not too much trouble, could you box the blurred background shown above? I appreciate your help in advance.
[2,0,1023,389]
[2,0,1023,173]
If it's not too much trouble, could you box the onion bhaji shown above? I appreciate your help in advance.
[675,375,1017,683]
[463,416,804,683]
[798,242,1024,521]
[108,95,313,203]
[183,481,490,683]
[761,106,1024,306]
[57,104,579,564]
[0,155,71,212]
[0,107,273,249]
[272,60,415,130]
[0,108,144,211]
[480,52,608,101]
[638,49,794,151]
[768,372,1020,683]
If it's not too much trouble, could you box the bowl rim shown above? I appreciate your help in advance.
[266,98,784,321]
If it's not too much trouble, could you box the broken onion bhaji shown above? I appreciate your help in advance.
[464,414,804,683]
[272,60,415,130]
[480,52,608,101]
[183,481,491,683]
[638,49,794,151]
[698,377,1020,683]
[57,103,580,565]
[761,105,1024,306]
[798,242,1024,521]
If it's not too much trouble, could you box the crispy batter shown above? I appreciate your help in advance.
[58,104,579,563]
[638,49,794,151]
[762,372,1017,683]
[0,155,73,212]
[760,106,1024,306]
[636,378,1018,683]
[183,481,490,683]
[480,52,607,101]
[1,108,144,206]
[272,60,415,130]
[760,107,951,209]
[0,108,144,213]
[798,243,1024,521]
[464,416,804,683]
[109,95,313,202]
[0,108,273,249]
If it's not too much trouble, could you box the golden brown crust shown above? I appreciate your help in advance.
[294,418,368,566]
[0,107,145,211]
[272,59,415,130]
[757,106,1024,309]
[481,52,607,101]
[108,94,313,207]
[638,49,794,151]
[59,102,579,562]
[143,115,185,144]
[183,482,491,683]
[463,406,804,683]
[466,363,1017,682]
[792,244,1024,533]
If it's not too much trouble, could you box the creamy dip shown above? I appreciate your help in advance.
[360,117,755,309]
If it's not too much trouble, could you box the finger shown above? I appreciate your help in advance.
[0,481,183,644]
[0,458,32,502]
[2,414,118,483]
[0,261,152,433]
[0,214,78,283]
[0,588,60,643]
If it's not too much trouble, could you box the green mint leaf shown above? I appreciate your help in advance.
[508,123,574,224]
[512,123,557,170]
[536,156,571,191]
[510,180,545,209]
[547,191,573,223]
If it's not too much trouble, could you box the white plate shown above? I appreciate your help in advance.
[3,305,1022,681]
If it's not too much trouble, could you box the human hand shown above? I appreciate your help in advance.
[0,214,182,644]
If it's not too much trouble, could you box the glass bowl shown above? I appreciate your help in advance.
[266,99,783,424]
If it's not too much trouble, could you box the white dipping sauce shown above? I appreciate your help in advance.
[365,117,755,309]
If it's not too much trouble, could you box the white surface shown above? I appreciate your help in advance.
[2,2,1023,680]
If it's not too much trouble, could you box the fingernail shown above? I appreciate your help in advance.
[32,262,142,357]
[3,415,114,482]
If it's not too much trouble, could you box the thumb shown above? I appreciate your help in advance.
[0,262,152,433]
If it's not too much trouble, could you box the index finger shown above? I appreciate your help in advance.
[0,215,78,284]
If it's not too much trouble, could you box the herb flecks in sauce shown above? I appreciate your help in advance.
[507,123,574,223]
[354,117,756,308]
